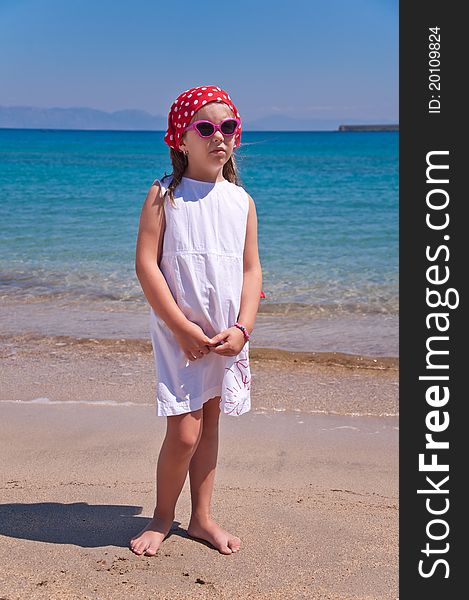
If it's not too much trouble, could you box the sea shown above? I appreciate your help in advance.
[0,128,398,358]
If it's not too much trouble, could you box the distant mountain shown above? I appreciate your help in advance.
[0,105,167,130]
[0,105,398,132]
[243,114,398,131]
[338,124,399,131]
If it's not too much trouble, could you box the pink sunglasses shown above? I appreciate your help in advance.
[183,117,241,138]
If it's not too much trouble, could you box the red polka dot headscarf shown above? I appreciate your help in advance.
[164,85,242,151]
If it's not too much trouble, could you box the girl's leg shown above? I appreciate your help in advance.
[129,408,204,556]
[187,396,241,554]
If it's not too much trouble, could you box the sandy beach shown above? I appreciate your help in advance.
[0,333,398,599]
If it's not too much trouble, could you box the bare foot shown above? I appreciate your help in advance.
[129,515,173,556]
[187,517,241,555]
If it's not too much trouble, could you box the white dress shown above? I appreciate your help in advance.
[149,174,252,417]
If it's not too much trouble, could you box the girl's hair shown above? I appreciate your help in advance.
[161,149,242,208]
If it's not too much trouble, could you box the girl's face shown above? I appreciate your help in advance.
[179,102,237,171]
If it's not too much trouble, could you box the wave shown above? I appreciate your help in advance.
[0,398,398,418]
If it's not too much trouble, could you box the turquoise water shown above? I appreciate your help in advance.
[0,128,398,355]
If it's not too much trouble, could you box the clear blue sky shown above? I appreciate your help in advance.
[0,0,398,123]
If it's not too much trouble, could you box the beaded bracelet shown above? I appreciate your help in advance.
[234,322,250,341]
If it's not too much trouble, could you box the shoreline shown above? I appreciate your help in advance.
[1,332,399,370]
[1,298,399,358]
[1,314,398,597]
[1,333,399,418]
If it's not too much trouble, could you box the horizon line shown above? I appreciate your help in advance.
[0,125,400,134]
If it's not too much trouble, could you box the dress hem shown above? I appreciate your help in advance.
[156,385,222,417]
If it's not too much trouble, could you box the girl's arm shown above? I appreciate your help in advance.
[135,182,191,333]
[236,193,263,335]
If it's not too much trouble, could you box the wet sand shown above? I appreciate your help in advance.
[0,298,399,357]
[0,333,398,417]
[0,333,398,599]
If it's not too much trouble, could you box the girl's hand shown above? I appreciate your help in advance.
[173,321,216,362]
[207,327,246,357]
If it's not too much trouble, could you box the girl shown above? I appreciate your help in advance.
[130,85,263,557]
